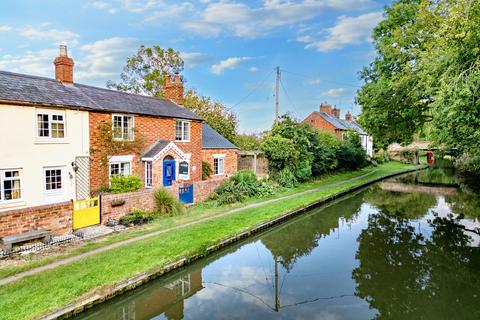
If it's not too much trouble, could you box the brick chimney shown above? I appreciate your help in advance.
[162,73,184,105]
[345,112,352,121]
[54,45,74,84]
[319,102,333,116]
[332,106,340,119]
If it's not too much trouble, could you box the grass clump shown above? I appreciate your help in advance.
[155,188,184,215]
[119,209,156,226]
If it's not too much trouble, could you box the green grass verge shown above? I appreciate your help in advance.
[0,163,396,280]
[0,162,416,320]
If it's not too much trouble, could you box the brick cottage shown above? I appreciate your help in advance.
[0,45,238,238]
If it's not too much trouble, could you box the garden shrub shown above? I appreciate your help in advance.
[202,161,212,180]
[213,170,276,205]
[276,167,298,188]
[119,209,156,226]
[455,153,480,175]
[337,131,368,170]
[109,175,143,194]
[155,188,184,215]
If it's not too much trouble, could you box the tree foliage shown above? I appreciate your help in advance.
[261,115,367,187]
[107,45,184,97]
[183,88,238,143]
[358,0,480,173]
[234,133,263,151]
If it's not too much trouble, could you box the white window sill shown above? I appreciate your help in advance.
[0,200,26,210]
[175,140,190,143]
[35,139,70,145]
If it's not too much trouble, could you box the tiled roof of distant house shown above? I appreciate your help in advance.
[202,123,238,149]
[314,111,366,135]
[0,70,202,121]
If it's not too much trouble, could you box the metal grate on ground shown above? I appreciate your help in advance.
[0,234,81,258]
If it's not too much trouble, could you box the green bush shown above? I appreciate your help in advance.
[337,131,368,170]
[119,209,156,226]
[275,167,298,188]
[373,148,389,164]
[455,153,480,175]
[202,161,212,180]
[213,170,276,205]
[109,175,143,194]
[155,188,184,215]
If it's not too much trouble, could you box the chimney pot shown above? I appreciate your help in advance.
[345,112,352,121]
[54,45,74,84]
[162,73,184,105]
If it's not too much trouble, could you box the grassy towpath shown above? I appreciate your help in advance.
[0,162,418,320]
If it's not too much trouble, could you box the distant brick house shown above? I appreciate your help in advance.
[201,123,238,179]
[305,103,373,156]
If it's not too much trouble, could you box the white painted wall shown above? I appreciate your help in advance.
[0,105,89,211]
[360,134,374,157]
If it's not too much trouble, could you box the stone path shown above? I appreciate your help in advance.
[0,170,377,287]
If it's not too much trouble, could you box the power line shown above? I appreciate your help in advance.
[231,68,275,109]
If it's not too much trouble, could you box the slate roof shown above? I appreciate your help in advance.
[202,123,238,149]
[142,140,171,158]
[314,111,366,135]
[0,70,202,121]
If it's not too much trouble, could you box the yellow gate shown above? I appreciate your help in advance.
[73,196,100,230]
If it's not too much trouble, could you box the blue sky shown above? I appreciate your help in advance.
[0,0,390,133]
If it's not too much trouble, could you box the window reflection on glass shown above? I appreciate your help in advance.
[2,170,21,201]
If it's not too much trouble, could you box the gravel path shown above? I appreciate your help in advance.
[0,170,376,287]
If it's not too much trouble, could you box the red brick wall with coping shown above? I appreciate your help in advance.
[0,201,72,238]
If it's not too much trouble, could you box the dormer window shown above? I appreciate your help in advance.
[175,120,190,142]
[112,114,134,141]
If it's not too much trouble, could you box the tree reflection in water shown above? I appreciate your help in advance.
[353,210,480,319]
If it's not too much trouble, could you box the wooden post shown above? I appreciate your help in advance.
[253,153,257,174]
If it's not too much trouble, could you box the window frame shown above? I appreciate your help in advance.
[36,109,66,140]
[145,161,153,188]
[175,120,190,142]
[43,167,65,194]
[108,156,133,181]
[112,114,135,141]
[213,154,225,176]
[0,169,23,203]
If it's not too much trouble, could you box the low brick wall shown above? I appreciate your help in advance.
[194,178,227,202]
[100,178,227,222]
[0,201,72,238]
[101,189,157,222]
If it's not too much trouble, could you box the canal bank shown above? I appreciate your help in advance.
[0,162,422,320]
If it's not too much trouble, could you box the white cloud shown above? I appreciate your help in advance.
[0,49,57,76]
[18,25,79,47]
[306,79,322,85]
[183,0,373,38]
[300,11,383,52]
[76,37,138,82]
[0,25,12,32]
[180,51,212,67]
[320,87,348,97]
[210,56,251,75]
[145,2,195,21]
[248,66,258,72]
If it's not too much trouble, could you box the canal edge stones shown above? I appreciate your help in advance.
[41,166,426,320]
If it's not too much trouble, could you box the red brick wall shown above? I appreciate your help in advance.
[201,149,238,179]
[0,201,72,238]
[100,178,226,221]
[194,178,227,202]
[89,112,202,192]
[304,112,343,139]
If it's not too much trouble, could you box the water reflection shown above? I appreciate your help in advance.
[75,162,480,320]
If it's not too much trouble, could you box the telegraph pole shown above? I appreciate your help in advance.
[275,66,280,123]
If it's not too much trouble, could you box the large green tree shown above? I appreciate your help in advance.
[107,45,184,97]
[358,0,480,173]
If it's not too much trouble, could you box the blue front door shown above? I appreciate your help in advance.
[163,160,176,186]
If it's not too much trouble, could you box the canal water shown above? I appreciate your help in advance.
[75,161,480,320]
